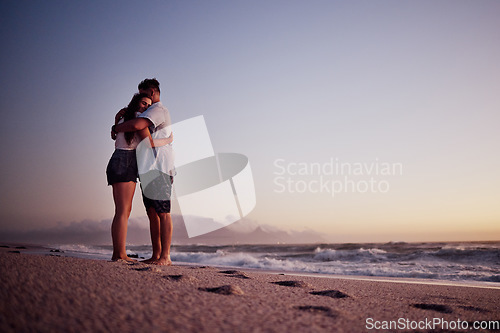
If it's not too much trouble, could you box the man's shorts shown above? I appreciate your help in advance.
[106,149,138,185]
[141,175,173,214]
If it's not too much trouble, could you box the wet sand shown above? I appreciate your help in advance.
[0,246,499,332]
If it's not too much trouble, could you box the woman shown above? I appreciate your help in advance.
[106,93,172,261]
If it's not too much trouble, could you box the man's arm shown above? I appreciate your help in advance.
[114,118,152,133]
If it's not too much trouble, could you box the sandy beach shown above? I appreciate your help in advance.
[1,246,499,332]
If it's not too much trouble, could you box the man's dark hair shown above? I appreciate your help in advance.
[138,78,160,94]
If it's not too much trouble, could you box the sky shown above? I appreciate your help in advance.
[0,0,499,244]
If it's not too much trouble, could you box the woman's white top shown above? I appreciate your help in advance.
[114,113,141,150]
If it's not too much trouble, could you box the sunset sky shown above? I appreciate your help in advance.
[0,0,499,243]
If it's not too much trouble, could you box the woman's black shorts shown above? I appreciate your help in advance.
[106,149,138,185]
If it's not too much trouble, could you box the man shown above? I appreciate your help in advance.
[112,78,175,266]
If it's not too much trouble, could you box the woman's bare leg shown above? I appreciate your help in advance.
[111,181,136,261]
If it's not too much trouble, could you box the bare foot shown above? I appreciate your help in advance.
[153,255,172,266]
[141,257,160,264]
[112,256,137,262]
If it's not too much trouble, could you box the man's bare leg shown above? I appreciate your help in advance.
[154,212,172,266]
[142,207,161,263]
[111,182,137,262]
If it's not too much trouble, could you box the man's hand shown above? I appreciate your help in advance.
[115,108,127,125]
[112,108,126,140]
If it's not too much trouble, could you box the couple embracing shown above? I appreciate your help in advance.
[106,78,175,265]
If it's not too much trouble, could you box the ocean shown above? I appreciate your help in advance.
[52,241,500,285]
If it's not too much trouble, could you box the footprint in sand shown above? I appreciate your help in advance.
[310,290,349,299]
[295,305,338,318]
[199,285,244,295]
[459,305,489,313]
[271,280,310,288]
[412,303,453,314]
[218,270,251,279]
[219,270,239,274]
[134,266,162,273]
[164,274,198,282]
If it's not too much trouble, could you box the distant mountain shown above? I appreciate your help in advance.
[172,216,328,245]
[0,215,328,246]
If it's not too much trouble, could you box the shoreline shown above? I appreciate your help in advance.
[4,241,500,290]
[1,246,499,332]
[2,242,499,290]
[252,270,500,290]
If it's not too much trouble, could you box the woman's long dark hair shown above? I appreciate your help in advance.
[123,93,150,145]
